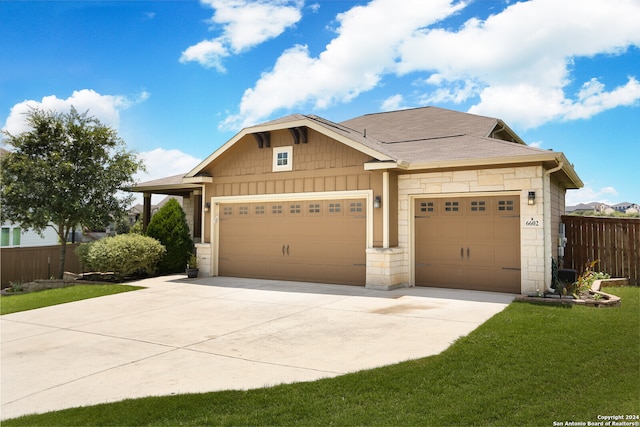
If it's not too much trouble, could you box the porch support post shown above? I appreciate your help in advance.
[142,192,152,233]
[383,171,390,249]
[193,190,202,243]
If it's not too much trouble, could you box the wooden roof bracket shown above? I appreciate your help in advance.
[288,126,307,144]
[253,132,270,148]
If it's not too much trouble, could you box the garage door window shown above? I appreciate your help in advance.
[255,205,265,215]
[272,205,283,215]
[498,200,515,211]
[289,204,301,214]
[470,200,486,212]
[350,201,363,213]
[308,203,321,214]
[239,206,249,216]
[420,202,435,213]
[444,201,460,212]
[223,206,233,216]
[329,202,341,213]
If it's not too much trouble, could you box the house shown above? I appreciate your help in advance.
[127,195,184,228]
[129,106,583,294]
[613,202,640,214]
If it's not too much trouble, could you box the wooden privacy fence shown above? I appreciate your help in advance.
[1,244,82,288]
[562,216,640,285]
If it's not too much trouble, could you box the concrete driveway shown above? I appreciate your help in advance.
[1,275,513,420]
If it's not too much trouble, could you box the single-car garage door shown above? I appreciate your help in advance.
[414,196,520,293]
[218,199,366,285]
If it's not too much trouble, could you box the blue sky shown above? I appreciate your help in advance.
[2,0,639,206]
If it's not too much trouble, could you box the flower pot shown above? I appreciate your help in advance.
[186,268,199,278]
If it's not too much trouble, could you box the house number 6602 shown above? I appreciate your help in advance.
[525,218,540,227]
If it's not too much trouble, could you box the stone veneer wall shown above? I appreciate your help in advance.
[394,166,547,294]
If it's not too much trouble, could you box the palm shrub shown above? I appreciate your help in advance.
[76,234,165,279]
[145,198,194,274]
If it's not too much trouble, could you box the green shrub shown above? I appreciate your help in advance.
[145,198,194,274]
[76,234,165,279]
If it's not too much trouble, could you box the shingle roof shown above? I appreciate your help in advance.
[339,106,500,143]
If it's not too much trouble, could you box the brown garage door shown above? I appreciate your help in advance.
[219,199,366,285]
[415,196,520,293]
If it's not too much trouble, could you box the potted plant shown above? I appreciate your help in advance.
[186,253,199,278]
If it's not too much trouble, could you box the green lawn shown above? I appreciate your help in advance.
[3,287,639,426]
[0,284,144,315]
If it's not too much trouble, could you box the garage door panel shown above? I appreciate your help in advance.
[219,198,366,285]
[415,196,521,293]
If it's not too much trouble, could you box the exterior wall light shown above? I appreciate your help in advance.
[204,202,211,212]
[374,196,381,209]
[528,191,536,205]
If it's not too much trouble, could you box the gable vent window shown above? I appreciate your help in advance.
[273,146,293,172]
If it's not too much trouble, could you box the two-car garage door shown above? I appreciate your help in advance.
[218,199,366,285]
[414,196,521,293]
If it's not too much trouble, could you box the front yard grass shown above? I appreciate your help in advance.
[3,286,639,426]
[0,284,144,315]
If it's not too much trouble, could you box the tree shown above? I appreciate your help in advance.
[0,107,144,278]
[145,198,194,274]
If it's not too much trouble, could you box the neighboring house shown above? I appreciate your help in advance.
[566,201,639,215]
[0,223,58,248]
[613,202,639,214]
[127,195,183,227]
[129,106,583,295]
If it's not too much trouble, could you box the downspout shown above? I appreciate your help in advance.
[543,160,564,293]
[545,160,564,177]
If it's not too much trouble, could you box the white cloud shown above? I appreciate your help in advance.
[2,89,149,136]
[221,0,464,129]
[180,0,303,71]
[381,94,405,111]
[131,148,202,206]
[397,0,640,129]
[222,0,640,130]
[565,185,619,206]
[135,148,202,183]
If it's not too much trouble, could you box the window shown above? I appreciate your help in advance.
[350,202,363,213]
[470,200,486,212]
[308,203,321,214]
[1,226,21,247]
[328,202,341,213]
[272,146,293,172]
[239,206,249,216]
[1,228,9,247]
[289,204,301,214]
[444,201,459,212]
[272,205,283,215]
[255,205,265,215]
[420,202,434,213]
[498,200,515,211]
[223,206,233,216]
